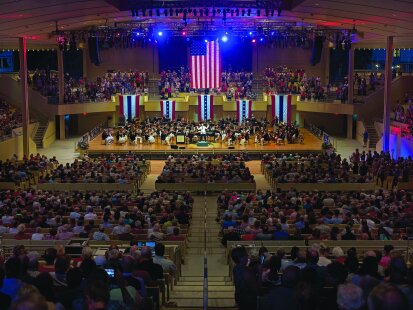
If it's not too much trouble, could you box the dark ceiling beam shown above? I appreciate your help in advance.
[104,0,301,10]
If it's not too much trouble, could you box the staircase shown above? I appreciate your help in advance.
[32,120,49,149]
[168,196,236,309]
[364,122,379,149]
[148,78,160,100]
[252,77,265,101]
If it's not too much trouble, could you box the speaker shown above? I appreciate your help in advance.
[228,146,235,149]
[310,36,324,66]
[179,146,186,149]
[88,34,101,66]
[171,145,178,149]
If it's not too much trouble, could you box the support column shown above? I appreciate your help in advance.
[347,115,353,139]
[347,46,355,104]
[57,48,64,104]
[383,36,393,152]
[19,37,29,157]
[59,115,65,140]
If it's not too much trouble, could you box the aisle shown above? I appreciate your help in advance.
[246,160,272,192]
[168,195,236,309]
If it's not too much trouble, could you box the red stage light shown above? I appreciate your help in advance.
[182,31,186,36]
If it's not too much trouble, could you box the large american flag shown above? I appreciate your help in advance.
[190,40,221,89]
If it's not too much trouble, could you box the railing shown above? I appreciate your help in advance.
[304,120,337,150]
[202,191,208,310]
[77,121,106,150]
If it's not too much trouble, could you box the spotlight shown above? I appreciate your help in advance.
[252,38,256,43]
[182,31,186,36]
[204,39,208,43]
[249,31,253,36]
[158,31,163,36]
[221,35,228,42]
[260,37,264,42]
[271,31,275,36]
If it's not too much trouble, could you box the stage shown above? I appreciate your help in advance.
[86,129,322,158]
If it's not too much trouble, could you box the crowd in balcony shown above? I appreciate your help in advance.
[158,68,256,100]
[29,69,149,103]
[0,99,23,138]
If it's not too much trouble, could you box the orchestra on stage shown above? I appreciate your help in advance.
[100,116,303,147]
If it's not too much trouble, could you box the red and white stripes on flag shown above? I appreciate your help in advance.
[160,100,176,120]
[236,99,252,124]
[119,95,141,121]
[190,40,221,89]
[198,95,214,121]
[271,94,292,123]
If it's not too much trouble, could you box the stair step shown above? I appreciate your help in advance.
[178,276,229,282]
[171,291,234,299]
[169,298,236,308]
[177,281,233,286]
[173,286,234,292]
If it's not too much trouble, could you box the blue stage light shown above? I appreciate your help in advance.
[260,37,264,42]
[249,31,253,36]
[221,35,228,42]
[204,39,208,43]
[157,31,163,36]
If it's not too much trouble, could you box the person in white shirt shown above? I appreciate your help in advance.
[84,207,97,221]
[198,123,208,141]
[112,221,126,235]
[31,227,44,240]
[153,243,177,277]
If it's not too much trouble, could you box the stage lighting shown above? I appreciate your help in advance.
[158,31,163,36]
[271,31,275,36]
[221,35,228,42]
[249,31,253,36]
[182,31,186,36]
[252,38,256,43]
[260,37,264,42]
[204,39,208,43]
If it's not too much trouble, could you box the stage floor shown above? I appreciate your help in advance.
[87,129,322,154]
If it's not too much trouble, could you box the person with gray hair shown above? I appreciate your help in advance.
[337,283,364,310]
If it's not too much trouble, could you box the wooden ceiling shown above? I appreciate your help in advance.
[0,0,412,47]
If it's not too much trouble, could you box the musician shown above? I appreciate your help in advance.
[106,132,114,145]
[198,123,208,141]
[101,130,108,145]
